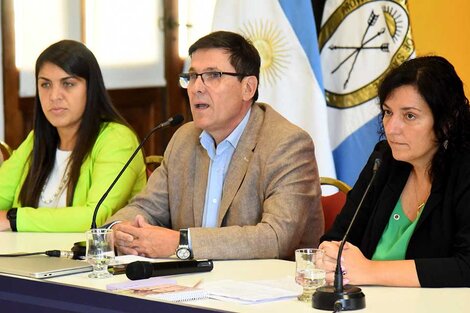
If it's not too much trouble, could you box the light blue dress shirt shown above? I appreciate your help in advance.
[199,109,251,228]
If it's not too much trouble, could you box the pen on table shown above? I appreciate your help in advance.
[193,278,204,288]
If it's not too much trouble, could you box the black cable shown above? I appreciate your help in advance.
[0,250,71,257]
[0,251,46,257]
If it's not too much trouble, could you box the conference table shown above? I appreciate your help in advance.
[0,232,468,312]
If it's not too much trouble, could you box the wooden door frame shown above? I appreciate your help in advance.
[163,0,191,132]
[2,0,23,148]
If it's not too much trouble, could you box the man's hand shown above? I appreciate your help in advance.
[112,215,180,258]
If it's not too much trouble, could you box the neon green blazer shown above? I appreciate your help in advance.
[0,122,146,232]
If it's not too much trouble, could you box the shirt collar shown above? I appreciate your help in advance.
[200,108,251,152]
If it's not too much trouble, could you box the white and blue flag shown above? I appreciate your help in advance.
[212,0,336,178]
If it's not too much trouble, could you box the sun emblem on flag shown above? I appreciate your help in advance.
[383,5,404,42]
[240,19,290,87]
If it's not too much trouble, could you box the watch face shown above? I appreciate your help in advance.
[176,248,191,260]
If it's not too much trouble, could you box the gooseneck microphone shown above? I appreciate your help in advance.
[68,116,184,259]
[313,158,381,312]
[90,114,184,229]
[125,260,214,280]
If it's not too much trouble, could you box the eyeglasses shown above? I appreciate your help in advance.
[179,71,248,89]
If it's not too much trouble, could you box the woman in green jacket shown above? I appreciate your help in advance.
[0,40,146,232]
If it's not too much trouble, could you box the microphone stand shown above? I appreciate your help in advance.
[313,159,381,311]
[70,115,184,259]
[90,115,183,229]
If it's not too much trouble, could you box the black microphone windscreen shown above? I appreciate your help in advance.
[170,114,184,126]
[125,260,214,280]
[71,241,86,260]
[373,158,382,172]
[126,261,154,280]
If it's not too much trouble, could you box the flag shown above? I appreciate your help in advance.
[319,0,415,186]
[212,0,336,178]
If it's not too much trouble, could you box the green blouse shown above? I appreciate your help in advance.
[372,198,423,260]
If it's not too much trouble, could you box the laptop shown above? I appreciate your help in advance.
[0,255,92,278]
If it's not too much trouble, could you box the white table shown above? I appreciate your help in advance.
[1,232,468,312]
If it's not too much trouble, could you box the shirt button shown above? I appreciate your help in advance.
[212,198,217,204]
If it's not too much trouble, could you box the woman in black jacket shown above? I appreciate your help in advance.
[320,56,470,287]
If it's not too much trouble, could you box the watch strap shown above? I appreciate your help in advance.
[7,208,18,232]
[179,228,189,246]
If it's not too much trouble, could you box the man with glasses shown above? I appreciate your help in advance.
[107,31,323,260]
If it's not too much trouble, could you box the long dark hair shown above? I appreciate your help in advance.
[188,31,261,102]
[378,56,470,180]
[19,40,129,206]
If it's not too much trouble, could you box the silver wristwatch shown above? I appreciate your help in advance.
[176,229,193,260]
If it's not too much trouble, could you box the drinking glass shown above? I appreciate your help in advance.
[295,248,326,302]
[85,228,115,278]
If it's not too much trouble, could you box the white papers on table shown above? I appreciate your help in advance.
[201,277,302,304]
[113,255,162,265]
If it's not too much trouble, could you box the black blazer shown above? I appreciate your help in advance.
[322,141,470,287]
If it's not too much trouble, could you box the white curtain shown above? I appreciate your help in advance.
[15,0,165,97]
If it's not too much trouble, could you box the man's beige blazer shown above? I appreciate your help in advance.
[109,103,324,260]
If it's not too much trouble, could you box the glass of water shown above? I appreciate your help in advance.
[85,228,115,279]
[295,248,326,302]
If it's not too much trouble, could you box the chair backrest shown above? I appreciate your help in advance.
[320,177,352,232]
[0,140,13,164]
[145,155,163,178]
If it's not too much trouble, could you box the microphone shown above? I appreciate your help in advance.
[69,116,184,260]
[125,260,214,280]
[313,158,382,311]
[90,114,184,229]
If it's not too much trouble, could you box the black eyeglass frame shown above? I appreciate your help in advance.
[178,71,249,88]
